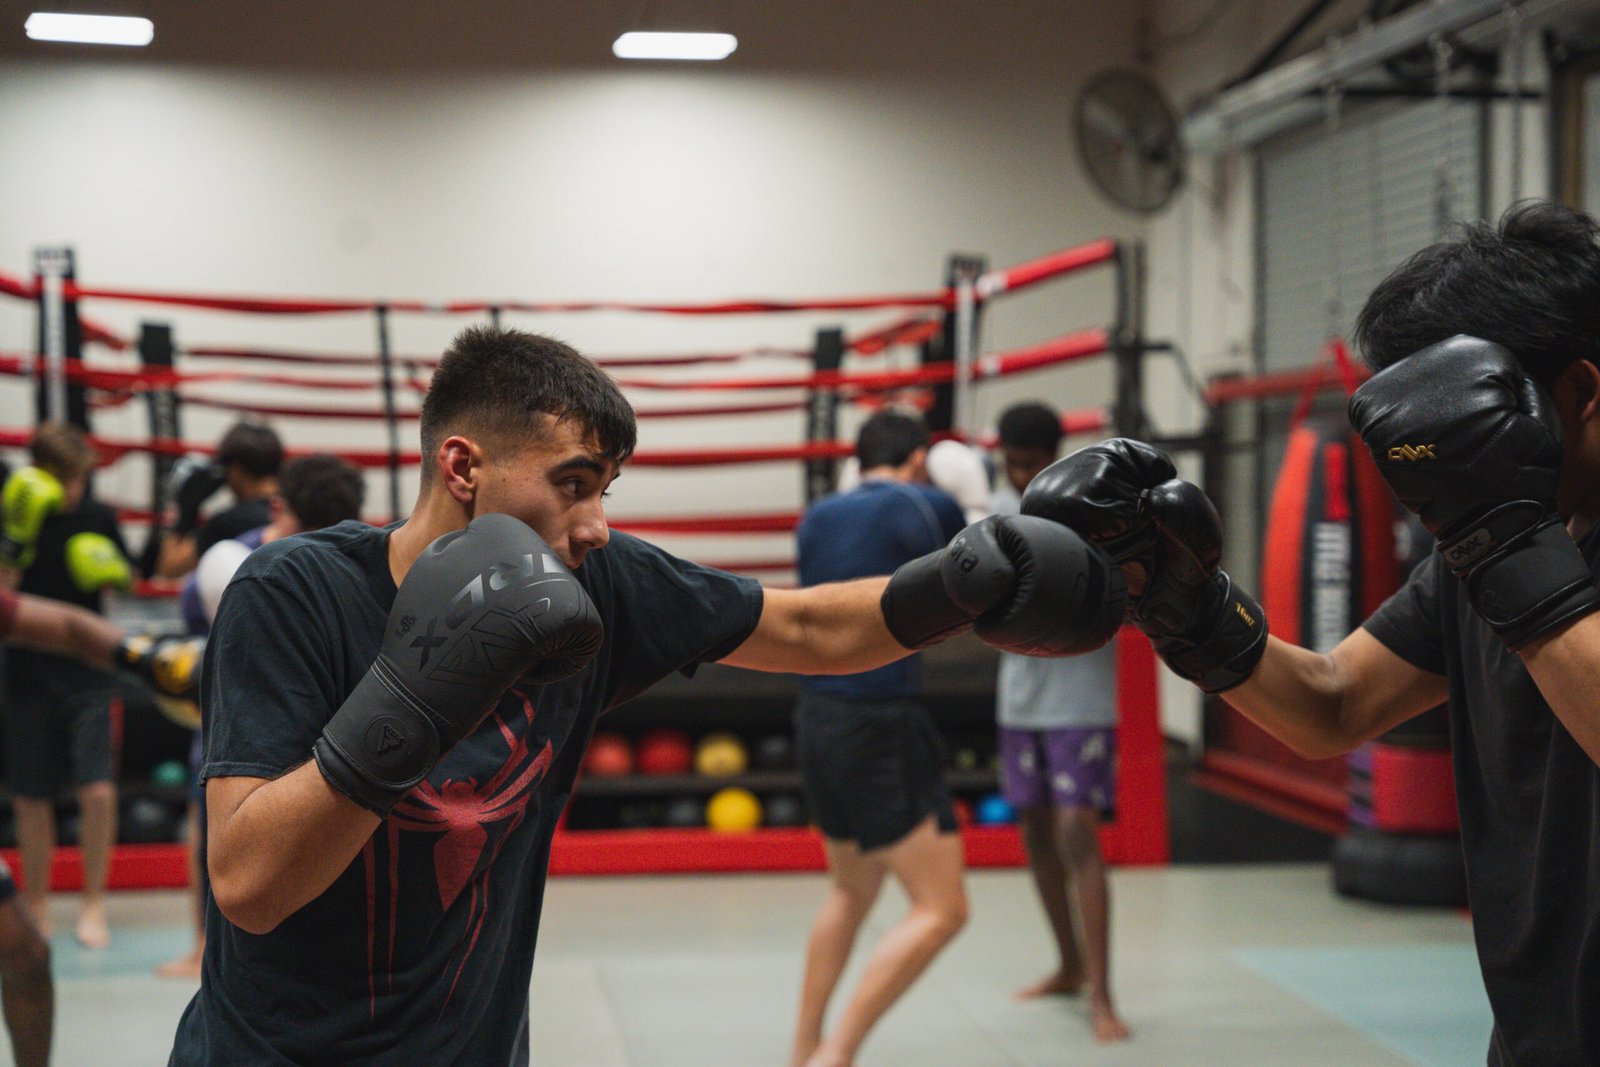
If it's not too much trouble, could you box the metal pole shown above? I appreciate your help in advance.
[33,248,72,425]
[804,328,844,503]
[375,305,402,520]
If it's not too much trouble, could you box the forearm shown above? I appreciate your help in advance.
[1220,637,1355,760]
[788,578,908,674]
[1519,611,1600,767]
[9,593,122,666]
[207,763,381,934]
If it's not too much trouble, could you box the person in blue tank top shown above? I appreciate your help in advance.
[789,410,969,1067]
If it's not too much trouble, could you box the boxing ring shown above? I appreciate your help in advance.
[0,236,1169,880]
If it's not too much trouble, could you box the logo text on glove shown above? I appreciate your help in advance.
[1387,444,1437,462]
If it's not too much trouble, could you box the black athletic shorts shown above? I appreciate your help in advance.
[794,691,957,851]
[4,652,120,799]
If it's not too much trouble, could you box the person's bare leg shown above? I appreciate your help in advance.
[0,898,52,1067]
[1057,806,1128,1042]
[156,801,205,977]
[11,800,55,940]
[1013,805,1084,999]
[804,816,967,1067]
[74,780,115,949]
[789,839,885,1067]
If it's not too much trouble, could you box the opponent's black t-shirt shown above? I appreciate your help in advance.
[11,496,127,697]
[169,521,763,1067]
[1364,525,1600,1067]
[194,497,272,557]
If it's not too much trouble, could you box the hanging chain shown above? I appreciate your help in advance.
[1323,77,1346,341]
[1431,33,1456,236]
[1506,3,1525,205]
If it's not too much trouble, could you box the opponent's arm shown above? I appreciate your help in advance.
[1222,631,1449,759]
[3,587,124,665]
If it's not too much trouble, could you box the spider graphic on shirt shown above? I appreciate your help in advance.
[361,687,556,1018]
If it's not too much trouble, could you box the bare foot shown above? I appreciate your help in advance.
[1090,998,1130,1043]
[75,906,110,950]
[800,1044,852,1067]
[156,945,204,979]
[1013,969,1084,1000]
[787,1038,819,1067]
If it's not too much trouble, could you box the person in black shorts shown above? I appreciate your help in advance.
[171,326,1123,1066]
[1026,201,1600,1066]
[3,422,131,950]
[789,411,969,1067]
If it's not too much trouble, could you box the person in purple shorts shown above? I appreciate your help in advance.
[992,402,1128,1042]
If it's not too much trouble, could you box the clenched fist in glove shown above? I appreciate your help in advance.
[314,513,603,815]
[1349,334,1600,650]
[879,514,1125,656]
[1022,439,1268,693]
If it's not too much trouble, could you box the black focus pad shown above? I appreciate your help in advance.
[944,515,1127,657]
[1348,334,1562,538]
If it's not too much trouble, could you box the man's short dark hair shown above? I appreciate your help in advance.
[855,411,929,470]
[1353,201,1600,387]
[279,454,365,531]
[997,402,1064,453]
[419,326,637,483]
[216,422,284,478]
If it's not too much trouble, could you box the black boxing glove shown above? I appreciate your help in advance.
[1350,335,1600,650]
[880,550,979,650]
[313,513,603,814]
[939,514,1125,655]
[169,458,226,537]
[1023,439,1267,693]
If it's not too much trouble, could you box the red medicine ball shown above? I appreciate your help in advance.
[635,729,693,776]
[584,732,634,777]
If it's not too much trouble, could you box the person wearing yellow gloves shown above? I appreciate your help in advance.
[0,422,131,949]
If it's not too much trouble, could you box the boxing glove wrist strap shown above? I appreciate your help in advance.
[313,662,444,816]
[880,551,977,650]
[1439,502,1600,651]
[1149,573,1268,694]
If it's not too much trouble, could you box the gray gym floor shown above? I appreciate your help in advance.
[23,863,1486,1066]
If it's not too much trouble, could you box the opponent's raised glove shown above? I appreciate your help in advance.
[939,514,1125,655]
[313,513,603,815]
[1023,439,1267,692]
[1,466,65,569]
[1349,335,1600,649]
[168,458,226,537]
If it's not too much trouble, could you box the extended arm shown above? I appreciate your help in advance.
[1223,630,1449,760]
[719,578,905,675]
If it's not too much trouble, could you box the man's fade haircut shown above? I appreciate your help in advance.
[216,421,284,478]
[1353,201,1600,387]
[855,410,930,470]
[279,453,366,532]
[420,325,637,484]
[997,402,1064,453]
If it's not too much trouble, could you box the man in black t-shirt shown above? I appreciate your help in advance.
[171,325,1124,1066]
[1024,202,1600,1067]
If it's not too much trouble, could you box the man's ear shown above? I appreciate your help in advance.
[1554,359,1600,429]
[437,435,485,506]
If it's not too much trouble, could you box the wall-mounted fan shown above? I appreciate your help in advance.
[1075,69,1186,213]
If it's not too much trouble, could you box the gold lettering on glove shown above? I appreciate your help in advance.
[1387,444,1437,462]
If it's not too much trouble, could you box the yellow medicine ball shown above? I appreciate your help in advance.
[706,787,762,832]
[694,731,748,777]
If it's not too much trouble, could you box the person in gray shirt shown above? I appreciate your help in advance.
[992,402,1127,1042]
